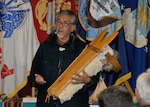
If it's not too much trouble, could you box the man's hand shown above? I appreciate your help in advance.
[71,71,91,84]
[35,74,46,84]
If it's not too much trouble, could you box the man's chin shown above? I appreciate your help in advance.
[57,34,64,39]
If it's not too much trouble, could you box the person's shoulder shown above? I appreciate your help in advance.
[40,40,49,46]
[38,39,54,50]
[41,35,56,45]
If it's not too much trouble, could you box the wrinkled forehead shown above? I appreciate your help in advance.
[56,13,73,22]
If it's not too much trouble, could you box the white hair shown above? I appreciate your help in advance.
[136,68,150,103]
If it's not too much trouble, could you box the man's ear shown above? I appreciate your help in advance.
[71,25,76,32]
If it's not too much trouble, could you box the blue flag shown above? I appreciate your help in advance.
[118,0,150,90]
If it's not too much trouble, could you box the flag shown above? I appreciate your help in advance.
[118,0,150,90]
[30,0,49,43]
[77,0,130,88]
[0,0,39,98]
[66,0,76,13]
[78,0,122,41]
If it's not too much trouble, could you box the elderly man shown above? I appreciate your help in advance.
[135,68,150,107]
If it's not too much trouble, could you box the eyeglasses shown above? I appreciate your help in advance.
[55,20,73,27]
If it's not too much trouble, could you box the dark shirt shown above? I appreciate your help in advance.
[29,34,98,107]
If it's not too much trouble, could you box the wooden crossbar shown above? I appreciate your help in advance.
[114,72,135,97]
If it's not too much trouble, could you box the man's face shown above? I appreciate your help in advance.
[55,14,75,40]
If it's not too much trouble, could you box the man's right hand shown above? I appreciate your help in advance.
[35,74,47,84]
